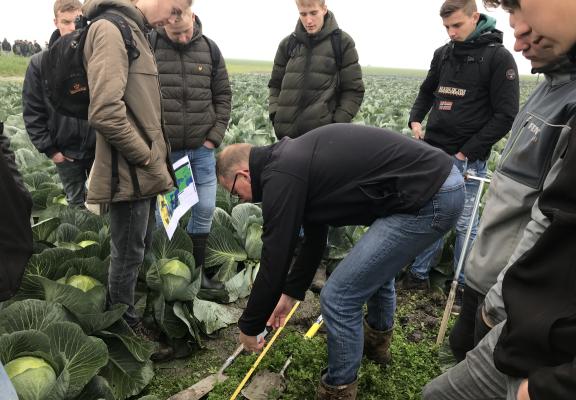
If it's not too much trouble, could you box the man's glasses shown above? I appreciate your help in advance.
[229,173,240,203]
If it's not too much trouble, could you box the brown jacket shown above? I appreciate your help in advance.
[83,0,175,203]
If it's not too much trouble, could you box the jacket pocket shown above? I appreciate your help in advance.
[499,112,565,189]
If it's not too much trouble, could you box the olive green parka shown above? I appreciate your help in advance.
[268,11,364,139]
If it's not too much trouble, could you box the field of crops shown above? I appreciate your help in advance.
[0,71,538,400]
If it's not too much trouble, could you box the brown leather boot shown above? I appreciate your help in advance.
[363,318,393,365]
[316,370,358,400]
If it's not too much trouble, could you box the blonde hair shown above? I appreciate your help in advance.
[53,0,82,17]
[295,0,326,7]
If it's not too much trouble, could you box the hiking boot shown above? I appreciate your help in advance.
[310,265,327,293]
[400,271,430,291]
[317,369,358,400]
[451,284,465,315]
[131,321,161,342]
[363,318,393,365]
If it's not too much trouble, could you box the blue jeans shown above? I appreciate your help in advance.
[170,147,217,235]
[109,198,155,327]
[410,157,487,283]
[320,165,465,385]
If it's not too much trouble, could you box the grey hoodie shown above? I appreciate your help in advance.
[464,60,576,323]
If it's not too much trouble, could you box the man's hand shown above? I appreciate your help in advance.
[51,152,74,164]
[410,122,424,140]
[455,151,467,161]
[266,294,297,329]
[239,331,265,353]
[517,379,530,400]
[203,140,215,149]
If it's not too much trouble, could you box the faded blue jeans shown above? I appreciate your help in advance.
[170,146,217,235]
[410,157,487,283]
[320,165,465,385]
[109,198,155,327]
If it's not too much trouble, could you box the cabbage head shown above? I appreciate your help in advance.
[147,256,200,302]
[5,356,57,400]
[160,259,192,281]
[66,274,103,292]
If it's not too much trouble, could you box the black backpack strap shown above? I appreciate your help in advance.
[203,35,220,79]
[286,33,298,59]
[93,13,140,64]
[331,29,342,69]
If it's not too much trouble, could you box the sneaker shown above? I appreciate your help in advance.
[131,322,176,362]
[400,271,430,291]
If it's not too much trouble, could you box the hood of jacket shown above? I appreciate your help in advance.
[83,0,147,30]
[157,15,203,51]
[293,10,339,44]
[466,13,497,42]
[452,29,503,58]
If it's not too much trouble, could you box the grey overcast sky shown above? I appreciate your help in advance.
[0,1,534,74]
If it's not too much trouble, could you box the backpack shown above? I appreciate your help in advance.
[437,41,503,81]
[148,30,221,81]
[41,12,140,120]
[286,29,343,69]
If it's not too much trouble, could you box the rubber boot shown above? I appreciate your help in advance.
[190,233,224,290]
[363,318,393,365]
[316,369,358,400]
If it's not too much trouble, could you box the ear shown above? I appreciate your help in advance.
[53,17,58,28]
[239,169,251,182]
[322,5,328,15]
[472,12,480,24]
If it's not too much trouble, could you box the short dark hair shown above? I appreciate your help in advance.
[482,0,520,10]
[440,0,478,18]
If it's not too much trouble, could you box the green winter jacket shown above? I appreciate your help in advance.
[268,11,364,139]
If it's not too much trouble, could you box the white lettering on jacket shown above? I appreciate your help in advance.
[438,86,467,97]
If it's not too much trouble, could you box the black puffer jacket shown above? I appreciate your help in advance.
[268,11,364,139]
[410,28,519,161]
[153,17,231,150]
[22,30,95,160]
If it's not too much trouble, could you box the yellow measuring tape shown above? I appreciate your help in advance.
[229,301,301,400]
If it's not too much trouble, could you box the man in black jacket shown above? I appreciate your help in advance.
[423,1,576,399]
[22,0,95,208]
[152,7,231,290]
[217,124,465,399]
[403,0,519,294]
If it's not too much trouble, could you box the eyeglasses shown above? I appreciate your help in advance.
[229,173,240,203]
